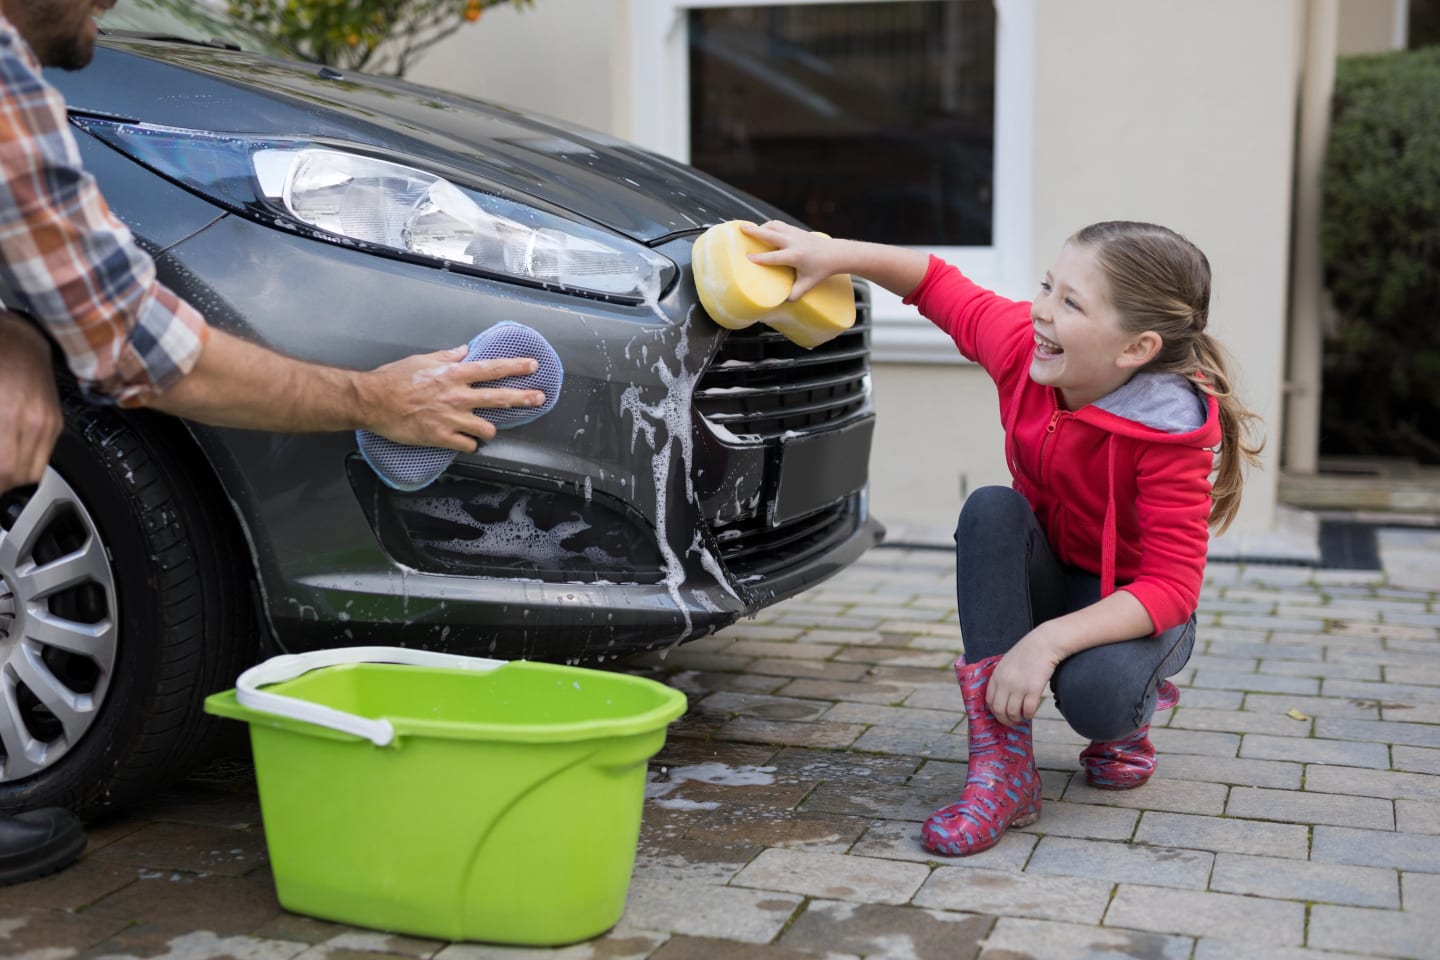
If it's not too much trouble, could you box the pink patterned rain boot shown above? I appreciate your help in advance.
[1079,679,1180,790]
[921,655,1042,857]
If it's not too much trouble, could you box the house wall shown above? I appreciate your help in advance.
[1337,0,1405,54]
[407,1,621,132]
[412,0,1309,544]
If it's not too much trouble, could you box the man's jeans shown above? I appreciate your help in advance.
[954,486,1196,741]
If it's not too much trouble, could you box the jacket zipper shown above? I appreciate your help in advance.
[1039,400,1064,481]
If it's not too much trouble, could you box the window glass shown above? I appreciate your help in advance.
[688,1,996,246]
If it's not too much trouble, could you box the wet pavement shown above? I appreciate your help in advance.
[4,519,1440,959]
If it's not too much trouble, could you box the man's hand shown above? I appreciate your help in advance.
[356,346,546,450]
[0,313,62,493]
[986,627,1065,729]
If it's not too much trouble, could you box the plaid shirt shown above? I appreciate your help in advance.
[0,17,206,405]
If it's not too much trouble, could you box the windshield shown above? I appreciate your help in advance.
[98,0,297,59]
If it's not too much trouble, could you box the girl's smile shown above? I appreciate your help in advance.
[1033,331,1063,360]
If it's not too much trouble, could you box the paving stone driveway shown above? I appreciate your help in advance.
[3,528,1440,960]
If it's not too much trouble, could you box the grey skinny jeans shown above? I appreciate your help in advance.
[954,486,1196,742]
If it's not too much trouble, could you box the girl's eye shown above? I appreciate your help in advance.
[1064,297,1081,311]
[1038,280,1052,294]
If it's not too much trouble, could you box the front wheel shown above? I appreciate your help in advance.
[0,388,259,816]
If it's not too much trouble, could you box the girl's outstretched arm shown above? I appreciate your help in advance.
[741,220,930,301]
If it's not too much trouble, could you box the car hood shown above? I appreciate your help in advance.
[56,39,779,243]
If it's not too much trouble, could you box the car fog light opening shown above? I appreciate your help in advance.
[347,461,667,584]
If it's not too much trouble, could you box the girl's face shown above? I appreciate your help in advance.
[1029,242,1152,409]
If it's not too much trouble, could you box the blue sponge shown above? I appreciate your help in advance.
[356,321,563,492]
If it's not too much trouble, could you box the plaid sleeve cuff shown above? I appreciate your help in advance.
[105,285,208,407]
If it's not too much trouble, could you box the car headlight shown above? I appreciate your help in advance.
[73,118,676,303]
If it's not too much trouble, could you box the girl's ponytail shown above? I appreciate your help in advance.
[1189,333,1264,535]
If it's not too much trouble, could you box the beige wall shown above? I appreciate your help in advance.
[407,0,619,131]
[1337,0,1404,54]
[409,0,1310,542]
[869,365,1008,541]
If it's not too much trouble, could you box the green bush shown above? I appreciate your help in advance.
[228,0,534,77]
[1322,46,1440,462]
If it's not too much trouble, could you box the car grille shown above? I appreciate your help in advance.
[695,281,873,586]
[711,495,863,582]
[692,280,871,440]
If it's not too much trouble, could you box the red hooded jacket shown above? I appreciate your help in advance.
[905,257,1221,634]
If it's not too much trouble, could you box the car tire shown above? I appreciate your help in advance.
[0,378,259,817]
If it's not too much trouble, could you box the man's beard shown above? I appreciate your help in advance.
[19,0,98,71]
[43,36,95,71]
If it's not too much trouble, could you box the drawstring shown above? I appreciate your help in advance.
[1003,384,1025,479]
[1101,437,1118,598]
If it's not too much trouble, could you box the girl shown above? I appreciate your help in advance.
[741,219,1263,857]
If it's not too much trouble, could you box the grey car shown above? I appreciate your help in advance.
[0,2,881,814]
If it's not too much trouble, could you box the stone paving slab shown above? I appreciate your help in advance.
[3,532,1440,959]
[1211,851,1399,907]
[984,916,1194,959]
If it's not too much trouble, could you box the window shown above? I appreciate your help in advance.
[628,0,1034,360]
[689,2,995,246]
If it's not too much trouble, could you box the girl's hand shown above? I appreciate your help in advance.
[986,628,1065,728]
[740,220,847,300]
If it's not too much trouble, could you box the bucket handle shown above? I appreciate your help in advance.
[235,646,505,747]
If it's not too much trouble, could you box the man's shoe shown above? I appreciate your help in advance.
[0,808,86,885]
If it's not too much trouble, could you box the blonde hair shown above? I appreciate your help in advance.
[1071,221,1264,535]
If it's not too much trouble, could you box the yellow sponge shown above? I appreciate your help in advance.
[763,272,858,349]
[691,220,790,330]
[692,220,856,348]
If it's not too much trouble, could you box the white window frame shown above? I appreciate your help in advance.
[626,0,1034,362]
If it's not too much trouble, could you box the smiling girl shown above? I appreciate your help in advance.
[741,219,1262,856]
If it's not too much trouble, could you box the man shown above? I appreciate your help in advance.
[0,0,544,881]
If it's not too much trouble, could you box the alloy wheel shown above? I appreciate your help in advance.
[0,468,118,780]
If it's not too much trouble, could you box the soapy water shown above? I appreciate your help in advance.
[635,256,670,323]
[408,494,624,567]
[409,491,507,524]
[619,314,713,637]
[692,529,739,602]
[649,797,721,811]
[687,589,724,617]
[645,762,776,801]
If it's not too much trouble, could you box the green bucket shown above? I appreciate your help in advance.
[204,647,686,945]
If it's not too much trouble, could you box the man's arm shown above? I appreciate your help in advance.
[0,310,61,491]
[143,328,544,450]
[0,312,544,493]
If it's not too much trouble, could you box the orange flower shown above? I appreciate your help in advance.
[464,2,482,22]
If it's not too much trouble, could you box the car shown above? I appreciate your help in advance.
[0,1,882,814]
